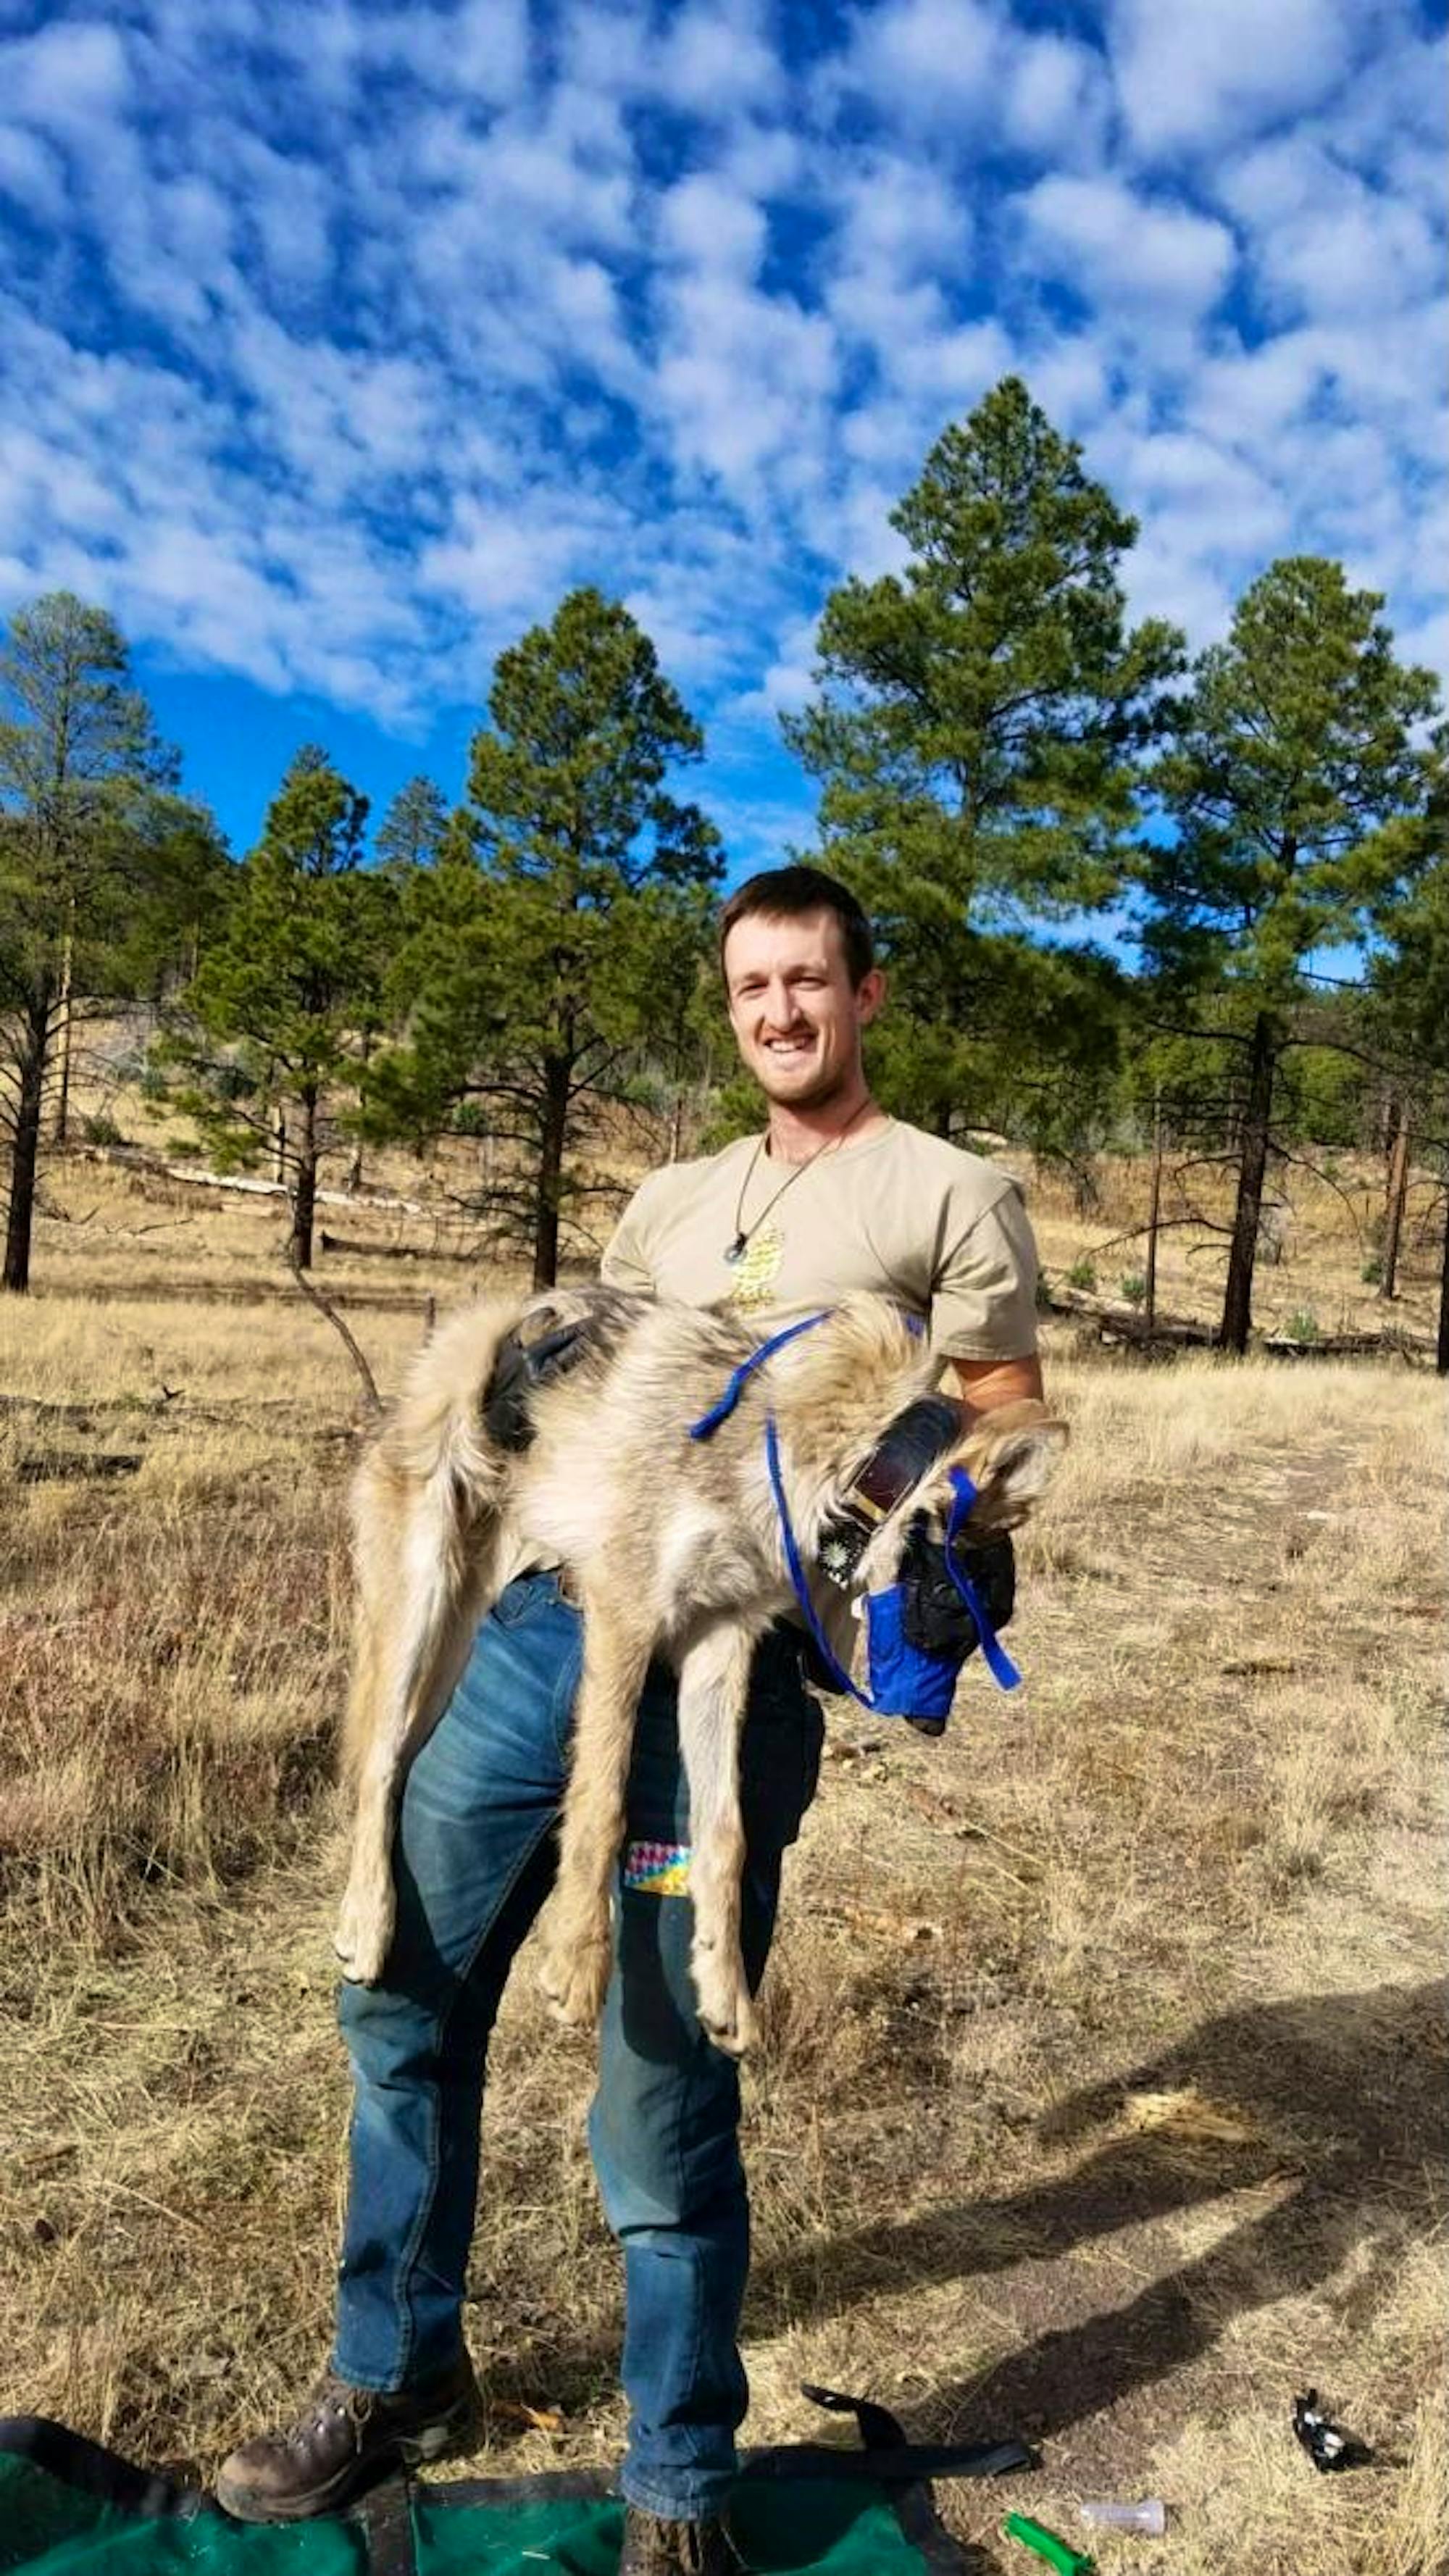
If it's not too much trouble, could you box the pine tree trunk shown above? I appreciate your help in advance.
[3,995,51,1294]
[1437,1180,1449,1379]
[1144,1086,1164,1340]
[533,1056,569,1291]
[348,1032,373,1191]
[54,916,75,1148]
[272,1106,288,1185]
[1380,1117,1410,1301]
[1220,1012,1274,1355]
[290,1092,318,1270]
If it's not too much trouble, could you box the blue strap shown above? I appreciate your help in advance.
[688,1310,832,1442]
[945,1469,1022,1691]
[764,1414,875,1707]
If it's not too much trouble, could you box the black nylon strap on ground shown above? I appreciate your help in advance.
[788,2382,1034,2573]
[742,2438,1034,2483]
[353,2471,417,2576]
[792,2382,1035,2480]
[0,2417,213,2524]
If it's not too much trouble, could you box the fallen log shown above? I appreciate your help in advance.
[318,1229,484,1263]
[0,1393,180,1422]
[1045,1288,1431,1363]
[67,1143,426,1217]
[17,1453,143,1483]
[1260,1328,1429,1360]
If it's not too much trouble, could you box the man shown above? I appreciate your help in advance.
[217,864,1043,2572]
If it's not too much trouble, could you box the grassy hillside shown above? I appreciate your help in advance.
[1,1113,1444,2575]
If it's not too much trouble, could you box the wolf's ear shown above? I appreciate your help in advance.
[961,1404,1069,1528]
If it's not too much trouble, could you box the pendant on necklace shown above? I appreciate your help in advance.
[723,1233,747,1266]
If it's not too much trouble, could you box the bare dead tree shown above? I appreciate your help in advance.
[284,1233,381,1420]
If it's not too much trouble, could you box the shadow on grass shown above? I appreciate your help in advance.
[755,1976,1448,2446]
[490,1977,1445,2462]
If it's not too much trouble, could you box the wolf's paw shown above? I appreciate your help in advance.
[693,1946,757,2059]
[333,1875,395,1985]
[540,1933,611,2030]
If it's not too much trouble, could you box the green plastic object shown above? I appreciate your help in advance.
[1001,2512,1096,2575]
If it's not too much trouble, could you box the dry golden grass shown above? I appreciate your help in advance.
[1,1124,1445,2575]
[1021,1148,1442,1351]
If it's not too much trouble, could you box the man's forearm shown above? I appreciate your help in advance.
[949,1352,1045,1422]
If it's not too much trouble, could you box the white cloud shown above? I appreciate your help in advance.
[828,151,968,288]
[1119,430,1289,561]
[558,0,782,120]
[2,17,130,133]
[653,1,785,119]
[1107,0,1356,159]
[1023,337,1110,438]
[0,119,67,217]
[844,0,1001,126]
[822,0,1108,166]
[892,315,1014,411]
[1223,135,1441,324]
[729,611,821,720]
[652,266,840,491]
[1399,603,1449,688]
[657,172,767,278]
[1001,32,1107,161]
[1184,333,1329,446]
[0,0,1441,835]
[1016,172,1236,323]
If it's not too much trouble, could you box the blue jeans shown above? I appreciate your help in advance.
[333,1571,824,2519]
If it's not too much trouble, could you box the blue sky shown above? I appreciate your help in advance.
[1,0,1445,875]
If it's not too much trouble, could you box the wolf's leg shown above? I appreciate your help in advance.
[675,1621,758,2058]
[335,1767,402,1983]
[540,1596,651,2030]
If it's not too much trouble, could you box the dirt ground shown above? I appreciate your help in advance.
[1,1142,1445,2576]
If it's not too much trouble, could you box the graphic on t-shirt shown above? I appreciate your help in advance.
[725,1222,784,1312]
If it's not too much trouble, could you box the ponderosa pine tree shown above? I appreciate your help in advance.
[1140,557,1442,1351]
[368,588,720,1287]
[0,591,220,1292]
[375,775,449,875]
[1370,765,1449,1370]
[162,746,372,1267]
[784,376,1182,1153]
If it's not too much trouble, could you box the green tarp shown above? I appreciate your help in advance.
[0,2404,1032,2576]
[1,2461,920,2576]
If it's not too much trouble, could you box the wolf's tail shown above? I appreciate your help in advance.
[342,1296,530,1789]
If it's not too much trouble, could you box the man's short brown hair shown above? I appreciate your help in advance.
[718,864,875,989]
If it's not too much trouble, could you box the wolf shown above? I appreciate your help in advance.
[335,1287,1066,2057]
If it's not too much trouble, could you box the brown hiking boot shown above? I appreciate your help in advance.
[618,2506,742,2573]
[214,2351,483,2522]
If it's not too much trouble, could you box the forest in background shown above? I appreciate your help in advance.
[3,377,1446,1359]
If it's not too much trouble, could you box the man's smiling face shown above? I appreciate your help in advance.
[722,906,884,1114]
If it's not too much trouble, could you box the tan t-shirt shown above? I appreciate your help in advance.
[601,1118,1038,1362]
